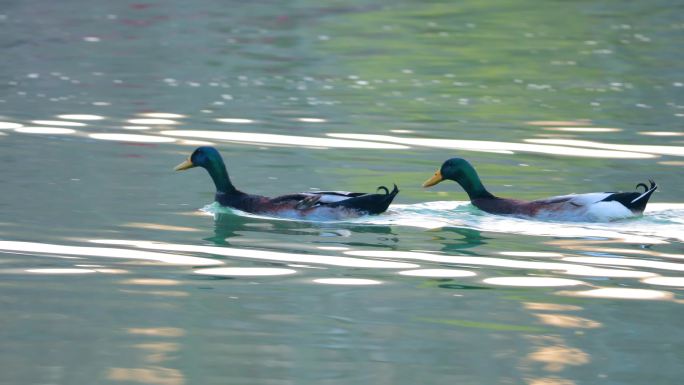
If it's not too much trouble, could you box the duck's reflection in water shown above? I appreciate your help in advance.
[437,227,490,255]
[209,210,400,250]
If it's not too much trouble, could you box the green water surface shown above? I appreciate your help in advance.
[1,1,683,385]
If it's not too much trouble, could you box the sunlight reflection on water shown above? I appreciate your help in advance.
[313,278,382,285]
[15,127,76,134]
[139,113,186,119]
[90,239,418,269]
[25,268,97,274]
[31,120,86,127]
[398,269,476,277]
[526,139,684,157]
[482,277,585,287]
[558,287,673,300]
[327,133,656,158]
[0,122,23,129]
[88,133,176,143]
[216,118,255,124]
[0,233,680,303]
[160,130,409,149]
[56,114,104,120]
[0,241,221,266]
[127,118,179,125]
[195,267,297,276]
[562,256,684,272]
[543,127,621,133]
[641,276,684,287]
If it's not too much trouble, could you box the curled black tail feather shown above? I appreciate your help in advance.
[376,184,400,196]
[635,179,657,193]
[331,183,400,214]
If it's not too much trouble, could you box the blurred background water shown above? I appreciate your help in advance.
[1,1,683,384]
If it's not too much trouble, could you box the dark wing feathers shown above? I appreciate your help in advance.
[267,193,312,205]
[530,196,574,205]
[265,184,399,214]
[309,191,366,198]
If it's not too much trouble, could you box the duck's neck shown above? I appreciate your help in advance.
[205,158,237,194]
[456,165,495,201]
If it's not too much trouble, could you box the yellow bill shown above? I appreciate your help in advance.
[422,170,444,187]
[174,158,195,171]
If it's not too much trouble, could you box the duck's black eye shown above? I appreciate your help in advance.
[191,149,205,164]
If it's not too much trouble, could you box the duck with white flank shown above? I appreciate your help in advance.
[423,157,657,222]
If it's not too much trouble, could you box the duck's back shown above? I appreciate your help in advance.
[530,193,632,221]
[473,193,635,221]
[214,185,399,218]
[215,191,270,213]
[472,197,529,215]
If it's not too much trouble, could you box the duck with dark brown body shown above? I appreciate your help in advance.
[175,147,399,218]
[423,157,657,222]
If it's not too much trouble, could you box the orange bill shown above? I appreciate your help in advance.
[422,170,444,187]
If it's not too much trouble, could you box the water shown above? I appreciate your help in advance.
[1,1,683,384]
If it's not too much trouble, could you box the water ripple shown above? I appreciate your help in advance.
[204,201,684,244]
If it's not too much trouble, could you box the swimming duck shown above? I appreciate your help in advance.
[175,146,399,219]
[422,157,657,222]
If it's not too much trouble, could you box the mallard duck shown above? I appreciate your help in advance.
[175,146,399,219]
[422,157,657,222]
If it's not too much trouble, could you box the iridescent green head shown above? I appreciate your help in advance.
[174,146,222,171]
[175,146,236,193]
[422,157,493,200]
